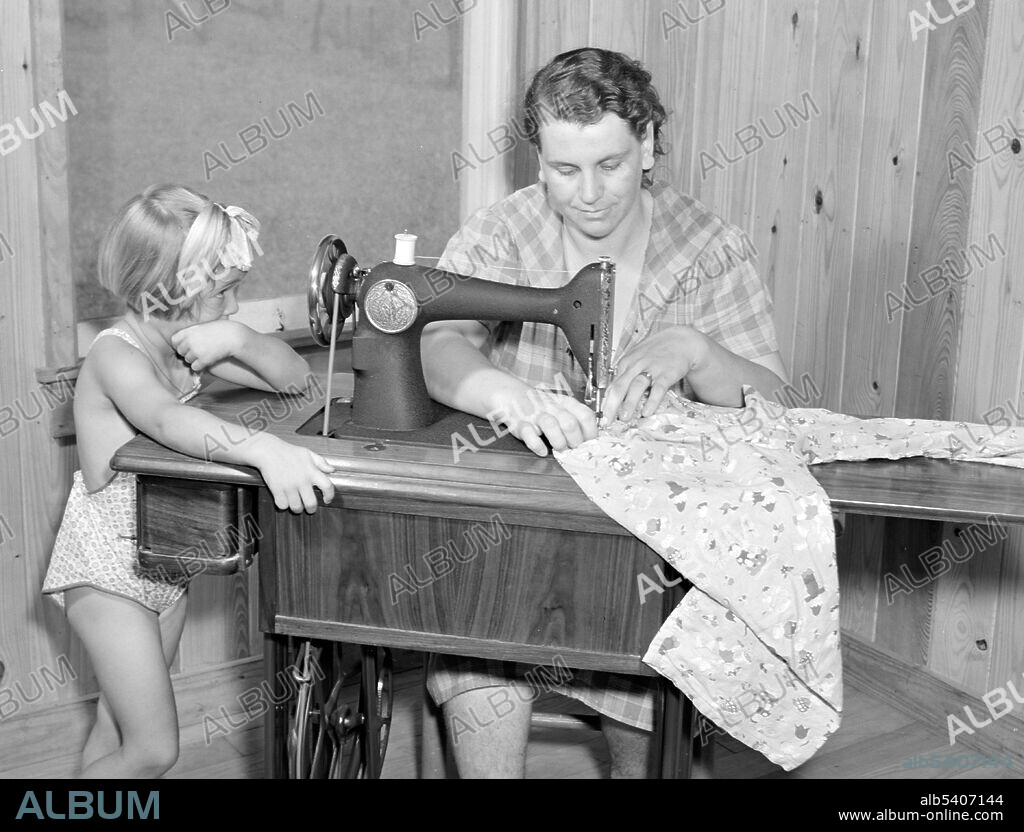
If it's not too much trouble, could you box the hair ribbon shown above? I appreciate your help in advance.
[214,202,261,272]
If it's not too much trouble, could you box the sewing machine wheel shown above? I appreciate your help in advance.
[286,641,393,779]
[288,640,341,779]
[359,645,394,778]
[308,235,357,346]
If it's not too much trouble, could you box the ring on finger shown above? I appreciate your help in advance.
[635,370,654,388]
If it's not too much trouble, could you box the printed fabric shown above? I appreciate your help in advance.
[554,388,1024,770]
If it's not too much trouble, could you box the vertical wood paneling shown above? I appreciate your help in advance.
[34,0,88,702]
[835,514,884,643]
[790,0,872,411]
[840,0,926,418]
[687,1,767,232]
[30,0,76,369]
[895,1,991,420]
[991,528,1024,690]
[874,519,938,666]
[588,0,646,56]
[748,0,819,372]
[553,0,593,55]
[518,0,581,90]
[519,0,589,81]
[948,0,1024,693]
[951,2,1024,418]
[0,1,36,690]
[1,1,271,720]
[0,0,83,709]
[927,522,1002,695]
[178,574,254,672]
[682,3,736,209]
[836,514,883,641]
[642,1,704,198]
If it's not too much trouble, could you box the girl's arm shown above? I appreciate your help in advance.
[95,339,334,513]
[171,321,311,392]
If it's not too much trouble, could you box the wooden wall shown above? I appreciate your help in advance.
[944,0,1024,731]
[510,0,1024,751]
[0,0,261,734]
[2,0,1023,763]
[512,0,1000,419]
[0,0,86,717]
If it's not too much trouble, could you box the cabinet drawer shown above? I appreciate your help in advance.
[137,477,259,578]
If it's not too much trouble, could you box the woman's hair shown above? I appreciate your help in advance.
[97,184,258,320]
[523,48,668,186]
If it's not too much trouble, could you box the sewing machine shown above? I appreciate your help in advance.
[303,233,615,436]
[116,232,712,780]
[276,232,703,778]
[110,224,1024,775]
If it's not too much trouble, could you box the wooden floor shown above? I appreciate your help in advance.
[3,654,1020,780]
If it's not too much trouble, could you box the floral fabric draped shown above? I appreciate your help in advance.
[554,389,1024,770]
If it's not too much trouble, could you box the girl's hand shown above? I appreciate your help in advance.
[253,437,336,513]
[171,321,250,372]
[602,326,709,423]
[489,385,598,457]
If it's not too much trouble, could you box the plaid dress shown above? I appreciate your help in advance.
[427,182,780,730]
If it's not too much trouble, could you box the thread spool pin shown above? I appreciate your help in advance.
[394,232,417,266]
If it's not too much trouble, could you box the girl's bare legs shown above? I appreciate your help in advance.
[81,592,188,769]
[81,694,119,768]
[67,587,187,778]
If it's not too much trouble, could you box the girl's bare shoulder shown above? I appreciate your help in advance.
[80,325,146,380]
[74,325,153,416]
[74,331,142,486]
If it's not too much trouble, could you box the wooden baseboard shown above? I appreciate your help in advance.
[844,636,1023,759]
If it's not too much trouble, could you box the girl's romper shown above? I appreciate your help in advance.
[42,327,203,614]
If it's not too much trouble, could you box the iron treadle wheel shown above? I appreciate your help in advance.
[286,640,393,779]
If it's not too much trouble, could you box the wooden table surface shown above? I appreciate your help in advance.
[109,361,1024,780]
[112,370,1024,527]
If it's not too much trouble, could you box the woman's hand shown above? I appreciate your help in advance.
[171,321,250,372]
[489,384,598,457]
[601,326,709,422]
[252,437,336,513]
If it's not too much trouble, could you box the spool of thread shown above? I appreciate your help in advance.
[393,232,417,266]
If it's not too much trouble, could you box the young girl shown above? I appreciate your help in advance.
[43,184,335,778]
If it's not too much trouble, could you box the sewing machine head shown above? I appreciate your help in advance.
[307,233,615,433]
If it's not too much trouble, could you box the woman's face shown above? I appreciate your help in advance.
[536,113,654,240]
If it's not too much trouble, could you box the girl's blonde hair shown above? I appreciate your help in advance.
[97,184,260,320]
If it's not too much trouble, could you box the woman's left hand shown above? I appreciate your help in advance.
[601,326,708,423]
